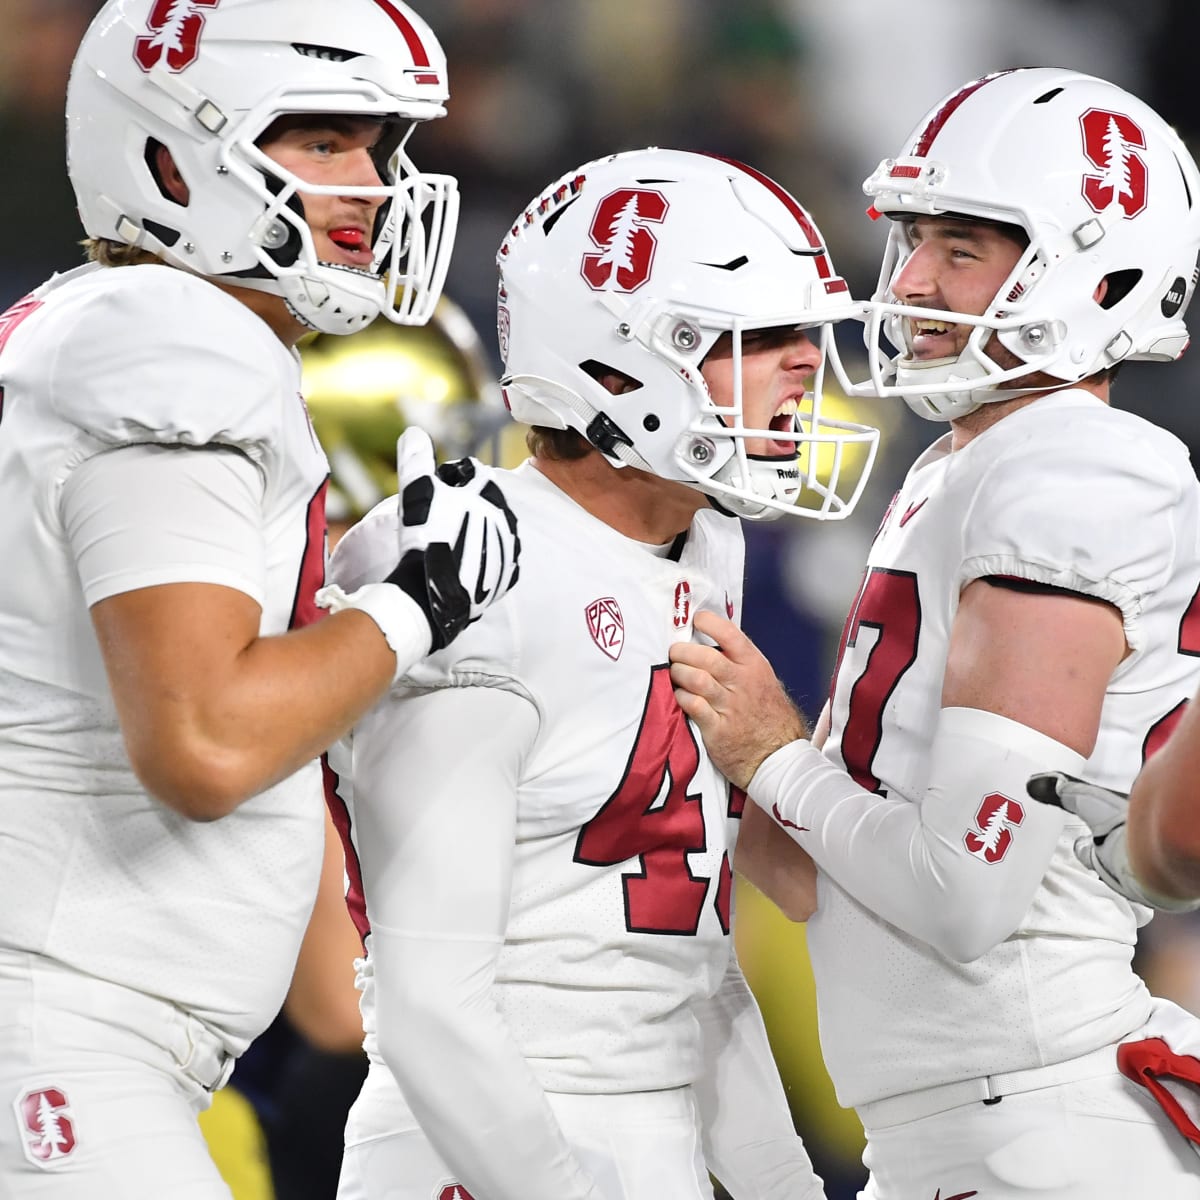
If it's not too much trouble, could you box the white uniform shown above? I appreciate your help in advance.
[758,391,1200,1198]
[0,264,328,1194]
[326,463,821,1200]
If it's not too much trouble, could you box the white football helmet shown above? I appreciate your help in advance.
[67,0,459,333]
[852,68,1200,419]
[496,148,879,520]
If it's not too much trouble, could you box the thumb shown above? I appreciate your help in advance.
[396,427,436,481]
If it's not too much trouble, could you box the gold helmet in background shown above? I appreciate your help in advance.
[302,296,514,525]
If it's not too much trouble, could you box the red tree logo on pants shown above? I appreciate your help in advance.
[15,1087,77,1167]
[580,189,668,292]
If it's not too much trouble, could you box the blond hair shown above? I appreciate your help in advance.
[82,236,164,269]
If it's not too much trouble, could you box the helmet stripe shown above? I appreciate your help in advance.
[368,0,431,67]
[912,69,1018,157]
[706,153,837,281]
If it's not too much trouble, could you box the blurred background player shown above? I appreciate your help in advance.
[671,68,1200,1198]
[0,2,524,1197]
[324,146,880,1200]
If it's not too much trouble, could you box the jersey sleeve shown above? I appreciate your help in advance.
[960,419,1190,650]
[45,266,286,463]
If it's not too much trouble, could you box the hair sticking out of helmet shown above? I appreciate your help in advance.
[302,297,508,537]
[495,147,880,521]
[66,0,459,334]
[847,67,1200,420]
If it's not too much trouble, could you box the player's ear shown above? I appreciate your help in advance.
[150,140,190,206]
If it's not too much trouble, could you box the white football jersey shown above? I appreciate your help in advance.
[814,390,1200,1106]
[328,462,746,1093]
[0,264,329,1053]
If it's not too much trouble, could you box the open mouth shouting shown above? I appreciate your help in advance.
[762,396,801,458]
[908,316,961,360]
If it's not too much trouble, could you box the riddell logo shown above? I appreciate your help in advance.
[134,0,221,73]
[15,1087,77,1168]
[964,792,1024,864]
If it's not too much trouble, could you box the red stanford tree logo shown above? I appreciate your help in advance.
[15,1086,77,1167]
[581,188,668,293]
[1080,108,1148,219]
[964,792,1025,864]
[437,1186,477,1200]
[134,0,222,74]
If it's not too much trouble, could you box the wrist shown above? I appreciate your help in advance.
[315,582,433,682]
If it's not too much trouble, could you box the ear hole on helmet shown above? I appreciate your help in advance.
[580,360,643,395]
[145,139,188,207]
[1098,269,1142,309]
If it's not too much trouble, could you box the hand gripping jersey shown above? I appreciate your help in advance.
[0,263,329,1053]
[327,462,746,1093]
[814,391,1200,1107]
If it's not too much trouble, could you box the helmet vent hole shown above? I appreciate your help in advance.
[1033,88,1063,104]
[1176,157,1193,208]
[1099,269,1142,310]
[292,44,359,63]
[643,415,660,432]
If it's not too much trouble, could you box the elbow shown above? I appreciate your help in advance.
[127,741,254,822]
[928,909,1019,964]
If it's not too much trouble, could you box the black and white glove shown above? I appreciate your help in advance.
[1027,771,1200,912]
[317,428,520,679]
[387,426,520,651]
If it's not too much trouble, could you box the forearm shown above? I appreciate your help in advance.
[1128,738,1200,902]
[694,957,825,1200]
[375,928,600,1200]
[751,707,1082,961]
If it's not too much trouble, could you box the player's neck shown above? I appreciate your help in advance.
[212,280,310,348]
[531,452,706,545]
[949,375,1111,450]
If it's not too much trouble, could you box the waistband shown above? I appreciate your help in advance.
[857,1044,1119,1130]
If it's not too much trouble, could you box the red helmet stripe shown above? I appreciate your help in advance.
[912,69,1017,157]
[368,0,431,67]
[706,153,834,279]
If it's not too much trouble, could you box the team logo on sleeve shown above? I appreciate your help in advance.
[134,0,221,73]
[437,1185,477,1200]
[14,1086,77,1168]
[586,596,625,661]
[1080,109,1148,219]
[964,792,1025,864]
[580,188,668,292]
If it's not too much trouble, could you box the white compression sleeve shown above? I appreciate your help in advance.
[352,685,603,1200]
[693,956,826,1200]
[750,706,1084,962]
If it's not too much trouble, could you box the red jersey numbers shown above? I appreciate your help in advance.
[1080,108,1148,219]
[288,477,329,629]
[0,293,44,429]
[831,568,921,792]
[576,664,723,935]
[580,188,668,293]
[1144,579,1200,759]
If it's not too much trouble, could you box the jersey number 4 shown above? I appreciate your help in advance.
[575,665,741,936]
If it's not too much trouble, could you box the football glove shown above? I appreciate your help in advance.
[1027,771,1200,912]
[316,427,520,678]
[386,426,520,651]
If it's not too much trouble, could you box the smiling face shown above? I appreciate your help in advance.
[700,325,823,462]
[257,115,392,272]
[891,215,1026,366]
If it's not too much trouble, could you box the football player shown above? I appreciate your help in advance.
[323,147,881,1199]
[670,69,1200,1198]
[0,3,519,1197]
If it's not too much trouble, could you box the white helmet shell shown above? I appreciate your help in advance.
[497,148,879,520]
[856,68,1200,419]
[67,0,460,333]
